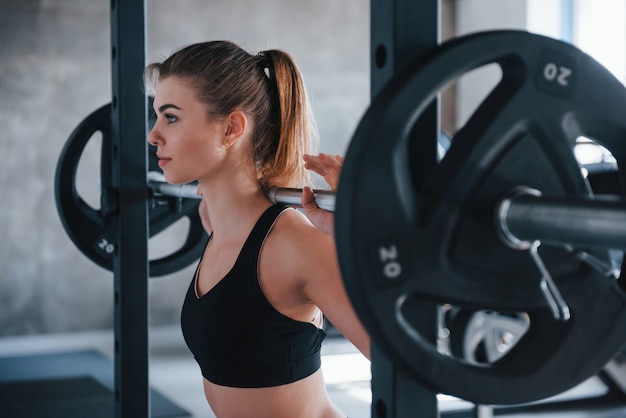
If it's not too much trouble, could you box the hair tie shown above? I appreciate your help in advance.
[258,51,271,79]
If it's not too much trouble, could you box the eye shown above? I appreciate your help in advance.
[165,114,177,124]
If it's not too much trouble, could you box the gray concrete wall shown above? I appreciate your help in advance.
[0,0,370,336]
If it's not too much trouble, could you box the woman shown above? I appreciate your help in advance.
[145,41,370,418]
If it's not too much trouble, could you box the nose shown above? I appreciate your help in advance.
[147,124,161,146]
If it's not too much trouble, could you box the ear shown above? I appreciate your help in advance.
[224,110,247,147]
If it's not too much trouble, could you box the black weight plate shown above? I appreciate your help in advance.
[55,104,117,271]
[55,103,207,277]
[336,30,626,404]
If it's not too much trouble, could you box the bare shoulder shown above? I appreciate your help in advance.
[258,207,338,311]
[273,208,334,248]
[263,208,337,279]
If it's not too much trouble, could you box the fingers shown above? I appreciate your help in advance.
[303,153,342,171]
[301,186,335,236]
[304,153,343,190]
[301,186,318,211]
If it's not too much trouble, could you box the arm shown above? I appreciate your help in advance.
[296,224,371,360]
[259,208,370,359]
[300,155,370,356]
[261,208,370,359]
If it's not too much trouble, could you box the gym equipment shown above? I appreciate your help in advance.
[441,307,530,367]
[0,351,190,417]
[147,171,336,211]
[498,186,626,251]
[335,29,626,405]
[55,103,208,277]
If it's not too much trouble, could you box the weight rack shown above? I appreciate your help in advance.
[107,0,445,417]
[368,1,441,417]
[109,1,149,417]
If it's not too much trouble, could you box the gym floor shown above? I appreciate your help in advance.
[1,327,625,418]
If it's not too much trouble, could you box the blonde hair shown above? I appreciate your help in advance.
[144,41,319,191]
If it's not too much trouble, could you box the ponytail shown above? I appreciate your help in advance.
[256,49,318,191]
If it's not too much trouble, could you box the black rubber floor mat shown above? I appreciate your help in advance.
[0,350,190,417]
[0,376,113,418]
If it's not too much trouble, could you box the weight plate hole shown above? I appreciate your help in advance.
[438,305,530,367]
[75,131,103,211]
[443,62,502,138]
[148,216,192,260]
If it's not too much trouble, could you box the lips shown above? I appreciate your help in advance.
[156,153,172,168]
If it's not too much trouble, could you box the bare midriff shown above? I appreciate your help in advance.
[202,368,345,418]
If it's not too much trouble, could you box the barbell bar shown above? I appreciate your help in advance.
[147,171,337,212]
[149,170,626,254]
[498,186,626,251]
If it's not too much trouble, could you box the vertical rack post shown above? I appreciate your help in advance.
[110,1,149,417]
[369,0,441,417]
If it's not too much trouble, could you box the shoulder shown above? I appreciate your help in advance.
[262,207,337,280]
[270,207,335,253]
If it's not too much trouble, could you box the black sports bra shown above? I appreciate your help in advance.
[180,205,327,388]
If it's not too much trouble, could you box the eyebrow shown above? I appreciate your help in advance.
[157,103,181,113]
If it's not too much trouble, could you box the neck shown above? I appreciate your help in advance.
[197,173,272,239]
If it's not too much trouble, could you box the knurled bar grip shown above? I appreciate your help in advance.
[147,171,336,212]
[497,186,626,250]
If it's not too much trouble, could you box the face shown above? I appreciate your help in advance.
[148,76,227,185]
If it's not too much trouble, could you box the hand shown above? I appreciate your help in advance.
[198,197,212,234]
[303,153,343,190]
[302,153,343,236]
[302,186,335,236]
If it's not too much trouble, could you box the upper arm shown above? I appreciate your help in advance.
[289,216,371,360]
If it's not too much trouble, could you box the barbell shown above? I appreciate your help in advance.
[335,29,626,405]
[146,171,336,212]
[148,171,626,256]
[55,29,626,405]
